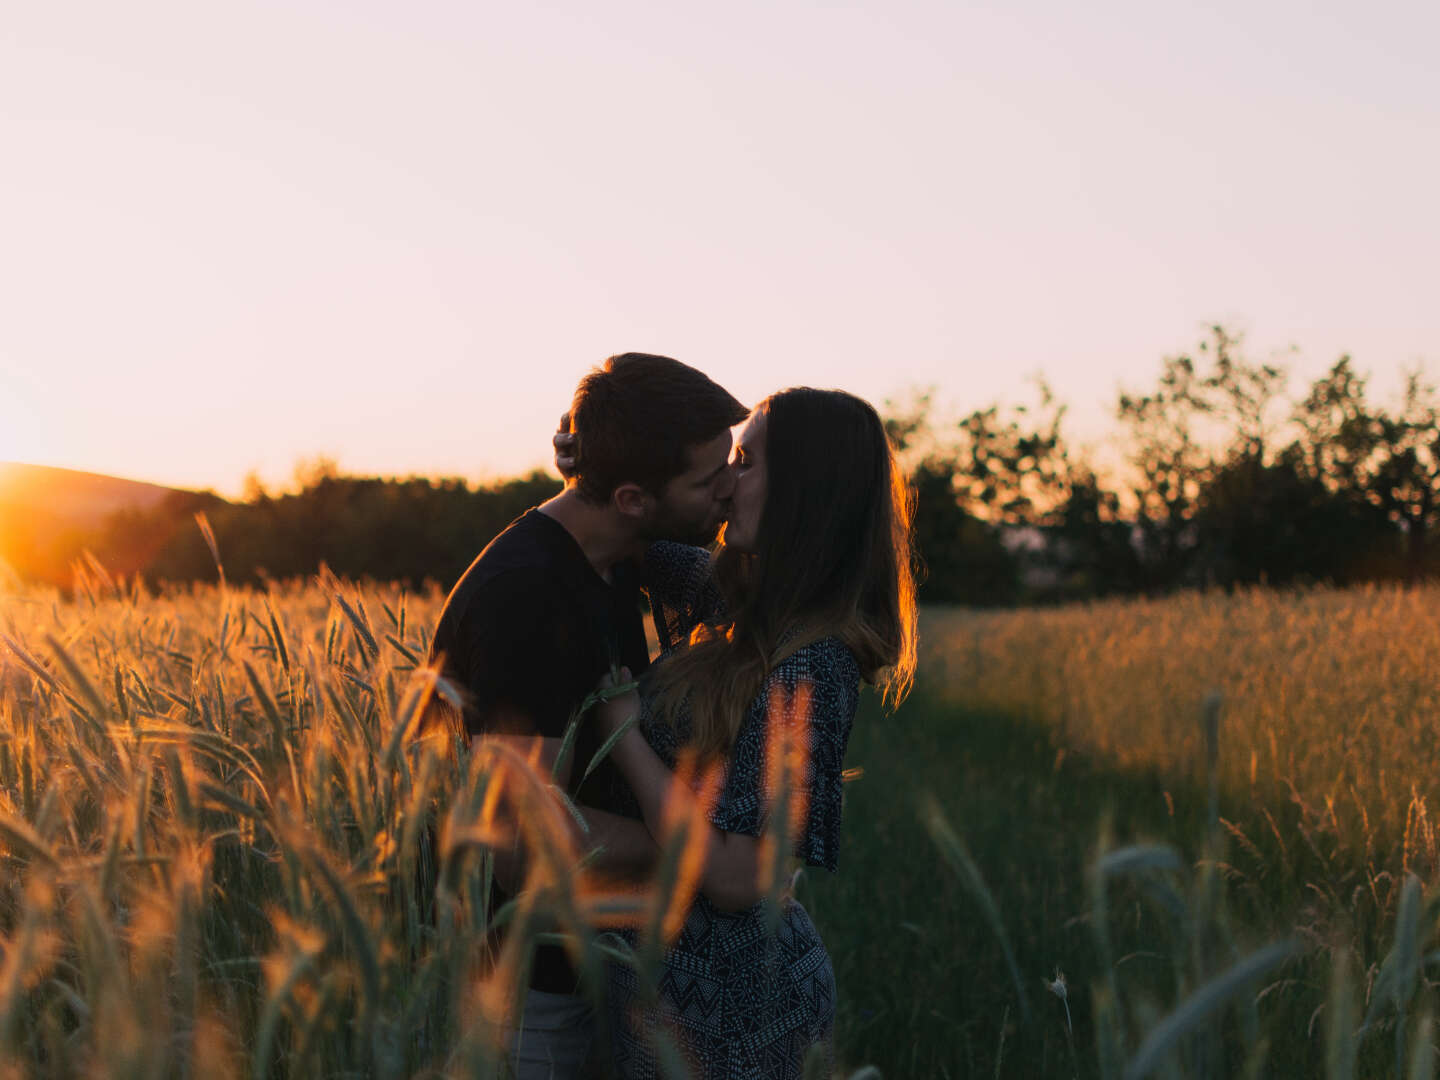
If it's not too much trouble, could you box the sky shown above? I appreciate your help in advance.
[1,0,1437,496]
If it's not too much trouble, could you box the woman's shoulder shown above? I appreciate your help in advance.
[771,635,862,684]
[754,639,863,731]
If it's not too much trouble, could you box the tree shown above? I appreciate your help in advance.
[1291,360,1439,583]
[1117,326,1289,589]
[884,391,1020,605]
[952,379,1072,527]
[885,381,1127,604]
[1193,454,1392,586]
[1048,465,1143,598]
[1117,348,1215,587]
[1370,372,1440,582]
[906,459,1019,606]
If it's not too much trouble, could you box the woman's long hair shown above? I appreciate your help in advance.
[648,387,919,762]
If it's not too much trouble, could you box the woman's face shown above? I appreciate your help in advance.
[721,411,767,554]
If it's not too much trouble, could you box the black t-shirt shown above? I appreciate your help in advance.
[427,508,649,992]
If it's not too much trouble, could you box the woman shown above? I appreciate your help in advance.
[593,387,918,1079]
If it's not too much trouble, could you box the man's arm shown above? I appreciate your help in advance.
[449,575,580,893]
[473,735,658,891]
[599,714,763,912]
[576,805,659,877]
[477,697,660,890]
[452,571,662,893]
[479,730,569,895]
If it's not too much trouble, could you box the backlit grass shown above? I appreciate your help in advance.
[4,574,1440,1077]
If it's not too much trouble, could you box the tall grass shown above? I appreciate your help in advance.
[7,570,1440,1077]
[802,589,1440,1076]
[0,567,821,1077]
[922,586,1440,851]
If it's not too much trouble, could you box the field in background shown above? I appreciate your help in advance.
[920,588,1440,836]
[807,589,1440,1075]
[2,577,1440,1076]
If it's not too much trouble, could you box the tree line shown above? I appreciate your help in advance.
[892,326,1439,604]
[23,466,563,595]
[6,327,1436,604]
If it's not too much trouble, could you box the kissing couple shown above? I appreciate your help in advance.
[425,353,917,1079]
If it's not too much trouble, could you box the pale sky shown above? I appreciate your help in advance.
[2,0,1436,496]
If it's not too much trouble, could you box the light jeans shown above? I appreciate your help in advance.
[507,988,597,1080]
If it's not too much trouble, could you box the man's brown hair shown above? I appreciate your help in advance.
[568,353,748,502]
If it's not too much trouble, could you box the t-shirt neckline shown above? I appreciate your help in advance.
[527,507,626,592]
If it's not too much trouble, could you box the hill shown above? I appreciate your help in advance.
[0,463,217,585]
[0,463,562,591]
[0,462,183,527]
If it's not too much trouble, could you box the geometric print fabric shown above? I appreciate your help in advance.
[604,544,855,1079]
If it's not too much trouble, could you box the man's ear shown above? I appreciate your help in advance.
[612,482,654,521]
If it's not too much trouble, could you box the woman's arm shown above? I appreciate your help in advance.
[598,682,764,913]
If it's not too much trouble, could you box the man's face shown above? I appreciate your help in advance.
[644,429,737,545]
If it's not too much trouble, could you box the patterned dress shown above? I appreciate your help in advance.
[606,543,859,1079]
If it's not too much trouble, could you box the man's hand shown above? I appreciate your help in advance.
[553,411,577,479]
[483,732,573,788]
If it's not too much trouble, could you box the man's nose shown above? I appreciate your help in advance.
[715,466,737,499]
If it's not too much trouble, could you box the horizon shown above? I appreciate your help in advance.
[0,456,562,497]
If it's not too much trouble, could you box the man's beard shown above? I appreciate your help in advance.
[644,504,727,547]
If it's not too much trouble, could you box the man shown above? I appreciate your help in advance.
[426,352,748,1078]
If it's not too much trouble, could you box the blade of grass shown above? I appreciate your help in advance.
[1123,938,1300,1080]
[921,793,1032,1025]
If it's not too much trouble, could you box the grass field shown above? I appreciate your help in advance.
[2,574,1439,1077]
[807,593,1440,1077]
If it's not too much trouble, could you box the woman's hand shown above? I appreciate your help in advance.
[553,411,578,480]
[595,666,640,737]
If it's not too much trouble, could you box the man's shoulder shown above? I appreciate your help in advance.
[429,563,577,676]
[445,512,573,594]
[469,509,563,566]
[432,512,576,644]
[441,562,573,630]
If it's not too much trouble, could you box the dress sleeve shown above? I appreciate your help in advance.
[704,640,861,872]
[641,542,726,651]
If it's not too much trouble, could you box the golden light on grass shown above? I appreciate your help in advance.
[920,586,1440,846]
[651,749,724,944]
[0,575,558,1075]
[761,682,812,901]
[15,561,1440,1075]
